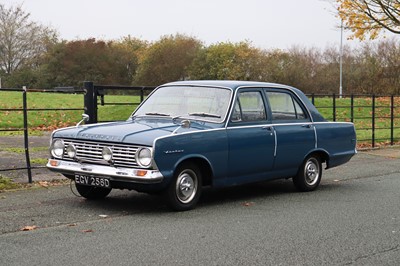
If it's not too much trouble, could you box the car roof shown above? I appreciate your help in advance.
[160,80,326,122]
[161,80,292,91]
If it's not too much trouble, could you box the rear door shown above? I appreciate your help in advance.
[265,90,315,171]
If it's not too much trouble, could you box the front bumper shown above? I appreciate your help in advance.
[47,159,164,184]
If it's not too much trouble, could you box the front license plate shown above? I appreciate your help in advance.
[74,174,110,188]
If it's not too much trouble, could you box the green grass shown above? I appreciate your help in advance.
[1,91,400,147]
[0,176,23,191]
[0,147,48,153]
[313,96,400,146]
[0,92,141,130]
[31,158,48,165]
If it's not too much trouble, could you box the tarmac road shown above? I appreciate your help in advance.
[0,150,400,265]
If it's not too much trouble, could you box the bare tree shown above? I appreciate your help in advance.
[0,4,57,74]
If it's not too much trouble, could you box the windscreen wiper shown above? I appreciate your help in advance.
[145,112,170,116]
[188,112,221,118]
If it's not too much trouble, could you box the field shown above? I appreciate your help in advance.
[1,91,400,147]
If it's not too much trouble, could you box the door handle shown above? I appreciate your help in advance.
[262,126,273,131]
[301,124,312,128]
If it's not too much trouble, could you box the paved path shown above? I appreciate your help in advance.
[0,150,399,265]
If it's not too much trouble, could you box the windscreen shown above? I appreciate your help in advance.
[133,86,232,123]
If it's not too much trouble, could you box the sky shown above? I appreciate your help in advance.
[3,0,361,49]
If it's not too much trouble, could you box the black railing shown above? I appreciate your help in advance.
[0,86,85,183]
[83,81,155,124]
[1,83,399,183]
[308,93,400,147]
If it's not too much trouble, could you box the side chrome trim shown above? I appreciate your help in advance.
[313,125,318,149]
[47,160,164,184]
[273,127,277,157]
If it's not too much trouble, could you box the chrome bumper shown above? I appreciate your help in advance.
[46,159,164,184]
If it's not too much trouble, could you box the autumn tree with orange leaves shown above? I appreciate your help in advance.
[336,0,400,40]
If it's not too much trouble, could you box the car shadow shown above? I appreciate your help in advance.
[68,178,342,214]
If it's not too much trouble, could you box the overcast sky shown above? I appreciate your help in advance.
[4,0,362,49]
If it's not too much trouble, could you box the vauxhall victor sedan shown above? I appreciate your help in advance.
[47,80,357,211]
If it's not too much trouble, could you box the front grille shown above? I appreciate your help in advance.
[62,139,141,168]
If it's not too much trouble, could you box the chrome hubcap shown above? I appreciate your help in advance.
[305,158,319,186]
[176,170,197,204]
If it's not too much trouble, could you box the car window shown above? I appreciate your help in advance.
[266,91,306,120]
[232,91,266,122]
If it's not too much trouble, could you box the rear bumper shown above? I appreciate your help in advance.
[47,159,164,184]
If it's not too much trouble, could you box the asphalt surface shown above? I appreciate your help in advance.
[1,149,400,265]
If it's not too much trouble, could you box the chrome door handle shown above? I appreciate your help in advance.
[301,124,312,128]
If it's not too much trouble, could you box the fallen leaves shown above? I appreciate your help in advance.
[20,225,38,231]
[38,181,49,188]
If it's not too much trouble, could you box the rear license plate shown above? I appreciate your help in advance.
[74,174,110,188]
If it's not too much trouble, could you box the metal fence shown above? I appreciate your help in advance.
[0,87,85,182]
[308,94,400,148]
[1,83,399,183]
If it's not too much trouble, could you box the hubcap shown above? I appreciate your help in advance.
[176,170,197,204]
[304,158,320,186]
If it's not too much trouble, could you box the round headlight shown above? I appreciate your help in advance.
[136,148,152,168]
[102,147,113,162]
[66,144,76,159]
[51,139,64,158]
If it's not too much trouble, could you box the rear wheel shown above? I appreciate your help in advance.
[165,162,202,211]
[293,155,322,192]
[75,184,112,199]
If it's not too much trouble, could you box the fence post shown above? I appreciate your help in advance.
[83,81,97,124]
[332,93,336,121]
[372,94,375,148]
[140,87,145,102]
[22,86,32,183]
[391,95,394,145]
[350,94,354,123]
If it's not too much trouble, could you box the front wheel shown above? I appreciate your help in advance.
[75,184,112,199]
[293,155,322,192]
[165,163,202,211]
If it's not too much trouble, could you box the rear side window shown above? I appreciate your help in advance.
[266,92,306,120]
[231,91,266,122]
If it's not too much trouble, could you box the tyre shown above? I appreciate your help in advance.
[293,155,322,192]
[165,162,202,211]
[75,184,112,199]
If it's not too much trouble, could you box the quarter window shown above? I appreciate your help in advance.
[267,92,306,120]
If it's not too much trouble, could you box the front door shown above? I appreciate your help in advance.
[227,90,275,185]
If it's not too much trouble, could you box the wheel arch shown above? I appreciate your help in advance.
[305,149,330,168]
[174,156,214,187]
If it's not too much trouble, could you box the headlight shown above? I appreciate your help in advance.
[136,147,152,168]
[51,139,64,158]
[66,144,76,159]
[102,147,113,162]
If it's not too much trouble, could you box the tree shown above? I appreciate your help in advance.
[0,4,57,74]
[336,0,400,40]
[188,41,266,81]
[40,38,141,88]
[134,34,202,85]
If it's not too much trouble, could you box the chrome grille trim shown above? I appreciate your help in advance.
[62,139,140,168]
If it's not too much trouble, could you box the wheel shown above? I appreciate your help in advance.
[75,184,112,199]
[293,155,322,192]
[165,162,202,211]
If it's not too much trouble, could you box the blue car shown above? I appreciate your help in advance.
[47,81,357,211]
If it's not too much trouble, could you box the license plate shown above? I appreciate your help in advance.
[74,174,110,188]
